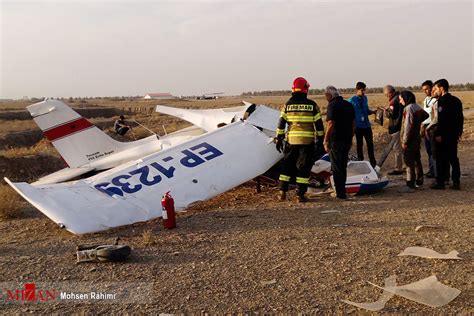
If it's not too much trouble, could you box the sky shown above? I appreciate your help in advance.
[0,0,473,99]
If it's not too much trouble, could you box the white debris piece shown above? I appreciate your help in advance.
[260,279,277,285]
[342,275,396,311]
[369,275,461,307]
[397,247,462,260]
[415,225,441,232]
[320,210,341,214]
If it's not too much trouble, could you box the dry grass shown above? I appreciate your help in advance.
[141,229,156,246]
[0,184,24,220]
[0,120,37,134]
[0,138,58,158]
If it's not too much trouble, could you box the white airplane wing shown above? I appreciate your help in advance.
[155,105,249,132]
[245,105,280,133]
[33,166,95,186]
[6,121,282,234]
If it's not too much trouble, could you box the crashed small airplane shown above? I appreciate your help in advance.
[6,100,388,234]
[6,103,281,234]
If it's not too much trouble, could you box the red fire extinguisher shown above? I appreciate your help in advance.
[161,191,176,229]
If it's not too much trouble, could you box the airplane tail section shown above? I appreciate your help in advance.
[27,99,136,168]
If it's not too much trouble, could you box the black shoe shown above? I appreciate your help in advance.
[415,179,423,187]
[297,195,308,203]
[388,170,404,175]
[425,172,434,178]
[406,181,416,189]
[430,183,445,190]
[450,183,460,190]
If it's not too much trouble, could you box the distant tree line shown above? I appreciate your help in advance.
[28,96,145,102]
[241,82,474,96]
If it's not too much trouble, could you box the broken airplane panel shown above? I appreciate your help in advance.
[5,121,282,234]
[311,154,389,194]
[155,104,249,132]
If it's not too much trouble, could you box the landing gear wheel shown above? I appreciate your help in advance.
[96,245,131,262]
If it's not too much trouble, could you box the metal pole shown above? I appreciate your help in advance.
[132,119,157,136]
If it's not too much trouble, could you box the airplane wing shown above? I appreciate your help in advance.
[6,121,282,234]
[155,105,249,132]
[33,166,96,185]
[244,105,280,133]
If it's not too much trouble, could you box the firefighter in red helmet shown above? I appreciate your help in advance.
[275,77,325,202]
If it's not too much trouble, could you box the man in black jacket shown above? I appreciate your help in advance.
[323,86,355,199]
[430,79,464,190]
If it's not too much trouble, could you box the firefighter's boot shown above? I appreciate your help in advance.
[277,190,287,201]
[296,195,308,203]
[296,184,308,203]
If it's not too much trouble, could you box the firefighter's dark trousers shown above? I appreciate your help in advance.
[279,143,315,196]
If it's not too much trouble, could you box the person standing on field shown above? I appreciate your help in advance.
[275,77,325,203]
[377,85,404,175]
[347,82,376,167]
[420,80,438,178]
[399,91,429,191]
[430,79,464,190]
[323,86,355,200]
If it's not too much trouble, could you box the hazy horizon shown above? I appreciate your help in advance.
[1,0,473,99]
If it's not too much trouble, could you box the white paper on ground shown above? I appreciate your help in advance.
[397,247,462,260]
[342,275,397,311]
[369,275,461,307]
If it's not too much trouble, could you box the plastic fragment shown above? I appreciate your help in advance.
[415,225,441,232]
[342,275,396,311]
[397,247,462,260]
[369,275,461,307]
[260,279,277,285]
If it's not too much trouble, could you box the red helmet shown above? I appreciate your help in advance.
[292,77,310,93]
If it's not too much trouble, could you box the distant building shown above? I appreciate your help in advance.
[143,93,177,100]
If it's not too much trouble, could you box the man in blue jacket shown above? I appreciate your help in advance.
[348,82,376,167]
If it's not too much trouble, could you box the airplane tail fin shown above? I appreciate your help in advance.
[27,99,132,168]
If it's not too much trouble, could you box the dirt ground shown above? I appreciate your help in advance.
[0,94,473,313]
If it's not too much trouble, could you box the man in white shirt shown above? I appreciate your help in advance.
[421,80,437,178]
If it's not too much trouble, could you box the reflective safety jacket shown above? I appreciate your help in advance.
[276,93,324,145]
